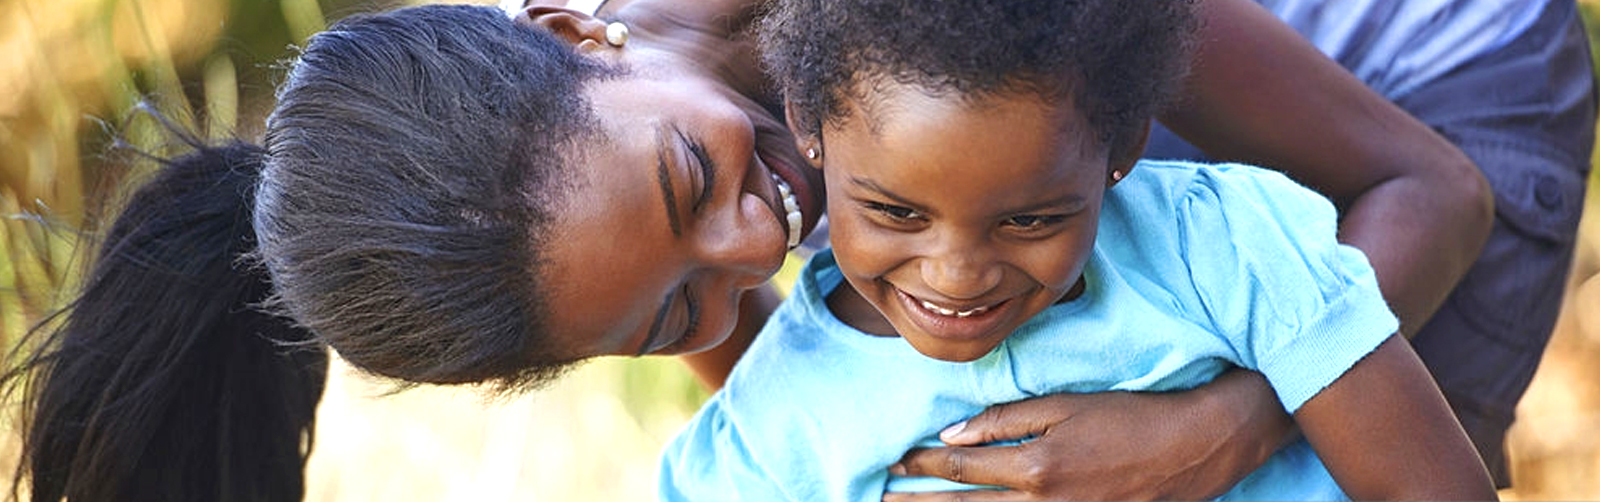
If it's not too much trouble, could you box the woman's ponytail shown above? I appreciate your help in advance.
[3,139,328,502]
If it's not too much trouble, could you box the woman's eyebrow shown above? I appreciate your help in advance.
[655,125,683,237]
[636,289,677,357]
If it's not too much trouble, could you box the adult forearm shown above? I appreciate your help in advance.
[1165,0,1494,333]
[1336,172,1492,336]
[1185,368,1298,498]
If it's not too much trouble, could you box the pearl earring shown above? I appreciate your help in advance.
[805,147,819,160]
[1110,170,1124,182]
[605,22,629,47]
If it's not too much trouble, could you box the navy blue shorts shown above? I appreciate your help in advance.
[1145,0,1596,486]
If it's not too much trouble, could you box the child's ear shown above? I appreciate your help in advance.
[514,6,610,52]
[1107,121,1152,187]
[783,99,824,169]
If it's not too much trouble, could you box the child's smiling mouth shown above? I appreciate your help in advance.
[916,299,993,318]
[890,288,1013,350]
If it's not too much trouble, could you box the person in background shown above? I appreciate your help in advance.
[1143,0,1598,487]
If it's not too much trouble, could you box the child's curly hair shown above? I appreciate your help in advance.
[759,0,1197,157]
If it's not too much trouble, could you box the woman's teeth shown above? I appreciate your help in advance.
[918,300,990,318]
[771,174,803,249]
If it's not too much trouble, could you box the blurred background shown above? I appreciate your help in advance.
[1,0,1597,499]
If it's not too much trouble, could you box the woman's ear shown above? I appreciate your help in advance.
[783,99,824,169]
[514,6,609,52]
[1107,121,1151,187]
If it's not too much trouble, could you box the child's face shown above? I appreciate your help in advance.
[820,85,1112,362]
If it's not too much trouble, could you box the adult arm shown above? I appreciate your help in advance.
[885,368,1294,501]
[889,0,1492,499]
[1161,0,1493,337]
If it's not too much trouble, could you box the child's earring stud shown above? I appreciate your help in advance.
[1110,170,1124,182]
[805,147,819,160]
[605,22,629,47]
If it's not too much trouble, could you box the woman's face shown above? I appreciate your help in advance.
[541,60,824,358]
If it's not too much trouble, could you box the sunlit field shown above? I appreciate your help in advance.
[3,0,1599,499]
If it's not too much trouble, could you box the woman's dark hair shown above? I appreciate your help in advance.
[2,138,328,502]
[255,4,608,389]
[3,4,610,500]
[758,0,1197,158]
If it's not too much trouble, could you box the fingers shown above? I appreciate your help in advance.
[882,488,1026,502]
[939,394,1080,446]
[893,444,1041,490]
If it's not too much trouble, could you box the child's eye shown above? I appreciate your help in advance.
[864,201,923,222]
[1004,214,1065,231]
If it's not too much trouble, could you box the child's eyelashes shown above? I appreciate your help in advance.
[858,199,1071,237]
[862,201,925,224]
[1004,214,1067,232]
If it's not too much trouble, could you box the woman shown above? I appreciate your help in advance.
[3,0,1490,500]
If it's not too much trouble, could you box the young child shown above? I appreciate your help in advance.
[657,0,1496,500]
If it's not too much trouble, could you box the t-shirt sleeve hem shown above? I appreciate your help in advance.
[1259,282,1399,414]
[1260,271,1401,412]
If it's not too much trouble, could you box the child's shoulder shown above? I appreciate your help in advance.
[1125,159,1314,198]
[1114,159,1335,228]
[1100,159,1344,286]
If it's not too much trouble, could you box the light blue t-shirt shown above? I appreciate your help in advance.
[659,160,1399,502]
[1258,0,1543,100]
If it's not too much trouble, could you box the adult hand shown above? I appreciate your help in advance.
[883,369,1291,501]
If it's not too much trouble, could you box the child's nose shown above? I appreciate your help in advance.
[919,253,1002,300]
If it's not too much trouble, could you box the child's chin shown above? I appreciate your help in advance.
[903,336,1005,363]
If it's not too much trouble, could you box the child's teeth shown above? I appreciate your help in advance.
[919,299,989,318]
[920,300,956,316]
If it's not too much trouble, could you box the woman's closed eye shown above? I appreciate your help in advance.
[667,283,702,352]
[676,128,716,211]
[637,282,702,356]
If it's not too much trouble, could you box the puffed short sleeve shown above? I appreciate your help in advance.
[1175,163,1398,413]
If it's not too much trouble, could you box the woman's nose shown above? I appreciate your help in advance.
[694,196,786,289]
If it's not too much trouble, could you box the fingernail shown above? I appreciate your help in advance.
[889,462,907,476]
[940,420,967,440]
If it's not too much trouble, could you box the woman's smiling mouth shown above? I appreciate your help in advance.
[770,173,803,249]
